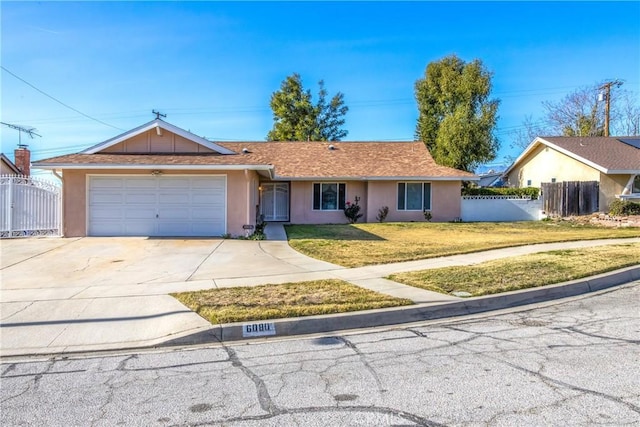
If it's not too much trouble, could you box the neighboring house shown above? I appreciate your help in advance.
[504,136,640,211]
[1,147,30,176]
[32,119,476,237]
[477,172,505,188]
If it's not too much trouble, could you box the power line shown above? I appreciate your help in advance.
[1,65,124,131]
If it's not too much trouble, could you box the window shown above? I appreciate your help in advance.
[313,183,346,210]
[633,175,640,193]
[397,182,431,211]
[527,179,532,186]
[551,178,557,183]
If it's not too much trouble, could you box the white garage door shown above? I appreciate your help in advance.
[88,176,226,237]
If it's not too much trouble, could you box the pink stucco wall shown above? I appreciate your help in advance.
[285,180,462,225]
[60,169,258,237]
[365,181,462,223]
[288,181,367,224]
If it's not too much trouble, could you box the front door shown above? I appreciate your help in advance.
[261,183,289,221]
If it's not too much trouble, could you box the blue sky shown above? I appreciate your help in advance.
[2,1,639,175]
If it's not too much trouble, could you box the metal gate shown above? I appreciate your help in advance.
[0,175,62,238]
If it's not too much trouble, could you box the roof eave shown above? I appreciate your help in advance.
[276,175,477,181]
[32,163,274,171]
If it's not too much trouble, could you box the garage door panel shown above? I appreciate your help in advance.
[90,207,124,219]
[125,178,156,189]
[91,192,124,204]
[124,221,156,235]
[89,176,226,237]
[124,208,156,220]
[158,193,190,204]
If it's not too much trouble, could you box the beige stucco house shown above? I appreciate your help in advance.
[504,136,640,211]
[33,119,476,237]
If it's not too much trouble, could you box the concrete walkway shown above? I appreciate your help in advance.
[1,224,638,357]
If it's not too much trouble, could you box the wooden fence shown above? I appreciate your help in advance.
[541,181,599,217]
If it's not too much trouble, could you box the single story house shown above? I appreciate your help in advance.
[504,136,640,211]
[33,119,476,237]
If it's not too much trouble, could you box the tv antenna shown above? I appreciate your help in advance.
[1,122,41,147]
[152,110,167,120]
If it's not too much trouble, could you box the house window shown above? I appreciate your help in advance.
[397,182,431,211]
[313,183,346,210]
[633,175,640,193]
[527,179,532,186]
[551,178,556,183]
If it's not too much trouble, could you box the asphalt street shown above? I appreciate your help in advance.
[2,281,638,426]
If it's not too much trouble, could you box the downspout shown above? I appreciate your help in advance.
[52,169,64,237]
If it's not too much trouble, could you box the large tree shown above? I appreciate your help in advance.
[267,73,348,141]
[415,54,500,172]
[509,83,640,153]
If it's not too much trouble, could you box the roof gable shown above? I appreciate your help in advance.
[81,119,235,155]
[505,136,640,175]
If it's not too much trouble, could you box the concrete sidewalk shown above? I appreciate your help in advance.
[1,226,638,357]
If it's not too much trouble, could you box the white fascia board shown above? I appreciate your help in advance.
[283,176,478,181]
[32,163,274,171]
[504,137,609,175]
[607,170,640,174]
[81,119,236,155]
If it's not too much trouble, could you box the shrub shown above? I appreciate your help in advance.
[463,187,540,199]
[344,196,364,224]
[376,206,389,223]
[608,200,640,216]
[423,209,432,221]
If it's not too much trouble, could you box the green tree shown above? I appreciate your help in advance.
[415,54,500,172]
[267,73,348,141]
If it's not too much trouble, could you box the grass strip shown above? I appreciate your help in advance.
[388,243,640,297]
[286,222,640,267]
[172,279,413,324]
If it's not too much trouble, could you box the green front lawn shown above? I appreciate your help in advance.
[286,221,640,267]
[389,243,640,296]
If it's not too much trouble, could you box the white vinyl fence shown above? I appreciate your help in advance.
[1,175,62,238]
[461,195,544,222]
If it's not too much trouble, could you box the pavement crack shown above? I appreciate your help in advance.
[222,345,280,415]
[189,405,444,426]
[1,302,35,322]
[186,240,224,282]
[554,326,640,344]
[335,336,386,393]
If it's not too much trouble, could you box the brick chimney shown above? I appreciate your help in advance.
[14,146,31,177]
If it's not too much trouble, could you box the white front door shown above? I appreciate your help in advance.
[261,183,289,221]
[88,176,226,236]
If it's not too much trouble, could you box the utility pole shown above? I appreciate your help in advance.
[0,122,41,147]
[599,80,623,137]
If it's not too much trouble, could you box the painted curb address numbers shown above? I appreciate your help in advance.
[242,322,276,337]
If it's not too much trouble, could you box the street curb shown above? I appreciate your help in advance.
[162,265,640,346]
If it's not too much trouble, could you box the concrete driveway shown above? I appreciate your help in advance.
[0,234,341,356]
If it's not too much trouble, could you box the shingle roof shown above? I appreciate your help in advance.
[534,136,640,173]
[34,141,476,180]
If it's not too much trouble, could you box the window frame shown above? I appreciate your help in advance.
[397,182,432,211]
[632,175,640,194]
[312,182,346,211]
